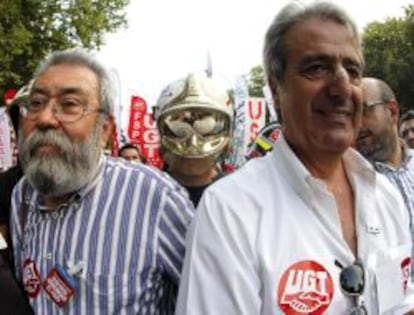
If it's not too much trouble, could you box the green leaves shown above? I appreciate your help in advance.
[363,5,414,112]
[0,0,129,100]
[248,65,265,97]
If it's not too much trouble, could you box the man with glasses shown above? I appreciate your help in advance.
[176,2,414,314]
[10,48,194,314]
[356,77,414,275]
[400,110,414,149]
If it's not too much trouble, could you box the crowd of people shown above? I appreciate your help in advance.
[1,1,414,314]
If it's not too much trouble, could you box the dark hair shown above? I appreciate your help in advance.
[400,110,414,125]
[263,1,362,86]
[118,143,146,162]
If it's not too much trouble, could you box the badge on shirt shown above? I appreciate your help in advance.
[22,258,41,298]
[375,245,410,314]
[43,264,77,307]
[277,260,334,314]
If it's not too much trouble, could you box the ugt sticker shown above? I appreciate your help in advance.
[277,260,334,314]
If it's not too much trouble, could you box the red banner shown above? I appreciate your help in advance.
[127,96,147,142]
[139,114,163,168]
[127,95,163,169]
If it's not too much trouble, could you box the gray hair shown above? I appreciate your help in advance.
[32,48,115,114]
[263,1,363,86]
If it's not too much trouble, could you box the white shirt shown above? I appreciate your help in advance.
[176,134,414,315]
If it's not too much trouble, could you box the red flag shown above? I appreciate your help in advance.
[127,96,147,144]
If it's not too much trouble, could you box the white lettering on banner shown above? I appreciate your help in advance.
[143,129,159,143]
[142,115,159,144]
[143,114,156,128]
[132,120,141,129]
[130,130,141,139]
[143,143,157,156]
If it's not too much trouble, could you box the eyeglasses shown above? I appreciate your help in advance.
[335,259,368,315]
[20,97,106,124]
[363,100,388,108]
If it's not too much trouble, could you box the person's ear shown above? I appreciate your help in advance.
[268,78,281,113]
[387,100,399,126]
[100,114,115,149]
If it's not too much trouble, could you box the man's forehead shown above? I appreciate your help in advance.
[285,18,362,63]
[33,64,98,95]
[402,119,414,126]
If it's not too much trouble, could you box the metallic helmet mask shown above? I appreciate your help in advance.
[156,73,233,158]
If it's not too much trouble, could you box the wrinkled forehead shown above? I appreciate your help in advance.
[32,64,99,98]
[285,17,362,65]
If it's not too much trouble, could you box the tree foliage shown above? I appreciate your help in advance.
[363,5,414,111]
[248,65,265,97]
[0,0,129,99]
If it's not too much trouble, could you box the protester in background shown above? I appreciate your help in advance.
[0,83,34,315]
[0,92,18,173]
[176,2,414,314]
[0,83,30,226]
[400,110,414,149]
[118,142,145,164]
[10,48,194,314]
[155,72,234,207]
[356,77,414,274]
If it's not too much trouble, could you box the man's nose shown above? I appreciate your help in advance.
[327,66,353,100]
[34,100,60,127]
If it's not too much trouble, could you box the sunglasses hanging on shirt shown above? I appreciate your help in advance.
[335,259,368,315]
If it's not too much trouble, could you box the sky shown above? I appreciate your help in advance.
[96,0,412,112]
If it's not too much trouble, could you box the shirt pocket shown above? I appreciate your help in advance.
[79,272,140,312]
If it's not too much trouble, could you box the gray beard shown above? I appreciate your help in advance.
[18,123,102,196]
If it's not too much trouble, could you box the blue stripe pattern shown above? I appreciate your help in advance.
[374,145,414,276]
[10,155,194,314]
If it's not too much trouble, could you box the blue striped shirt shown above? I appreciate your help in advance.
[373,141,414,276]
[10,155,195,314]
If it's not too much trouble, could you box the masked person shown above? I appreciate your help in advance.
[176,2,414,314]
[155,72,233,207]
[10,48,194,314]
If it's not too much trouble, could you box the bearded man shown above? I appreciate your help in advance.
[356,77,414,279]
[10,48,194,314]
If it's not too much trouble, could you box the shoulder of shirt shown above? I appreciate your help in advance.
[105,156,194,211]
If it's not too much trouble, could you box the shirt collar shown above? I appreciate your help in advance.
[373,138,412,172]
[272,133,376,201]
[34,153,107,211]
